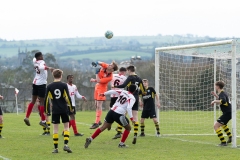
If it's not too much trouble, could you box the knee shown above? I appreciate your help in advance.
[0,117,3,124]
[125,125,131,131]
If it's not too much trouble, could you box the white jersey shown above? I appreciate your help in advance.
[67,83,83,106]
[32,58,48,85]
[104,90,135,119]
[110,74,127,97]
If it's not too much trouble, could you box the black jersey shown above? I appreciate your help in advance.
[44,81,72,114]
[218,90,231,113]
[115,74,146,97]
[141,87,156,110]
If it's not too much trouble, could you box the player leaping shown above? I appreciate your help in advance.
[24,52,54,128]
[89,61,118,129]
[66,75,87,136]
[112,65,146,144]
[84,85,137,148]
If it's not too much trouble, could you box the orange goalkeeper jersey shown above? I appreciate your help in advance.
[96,62,113,88]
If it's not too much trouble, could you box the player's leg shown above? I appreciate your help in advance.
[0,110,3,138]
[140,118,145,137]
[69,108,84,136]
[62,113,72,153]
[24,84,38,126]
[90,89,105,129]
[52,114,60,153]
[85,110,114,148]
[132,95,139,144]
[38,85,49,128]
[46,112,51,135]
[117,115,131,148]
[214,115,227,146]
[221,112,232,143]
[150,108,160,137]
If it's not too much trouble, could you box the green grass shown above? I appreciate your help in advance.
[0,111,240,160]
[60,50,152,60]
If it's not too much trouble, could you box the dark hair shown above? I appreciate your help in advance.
[35,52,42,59]
[128,84,137,93]
[67,75,73,80]
[142,79,148,82]
[127,65,135,72]
[215,81,225,89]
[52,69,63,79]
[119,67,127,72]
[112,61,118,71]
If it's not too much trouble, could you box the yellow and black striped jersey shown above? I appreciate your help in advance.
[218,90,231,113]
[115,74,146,96]
[44,81,72,114]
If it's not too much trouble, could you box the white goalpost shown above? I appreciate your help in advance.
[155,39,238,148]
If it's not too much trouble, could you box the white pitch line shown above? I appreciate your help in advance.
[0,155,11,160]
[76,121,239,149]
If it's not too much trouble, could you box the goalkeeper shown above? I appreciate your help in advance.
[139,79,160,137]
[90,61,118,129]
[211,81,232,146]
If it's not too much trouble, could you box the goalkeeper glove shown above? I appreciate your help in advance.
[95,68,100,74]
[91,61,99,67]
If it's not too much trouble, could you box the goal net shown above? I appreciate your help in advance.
[155,40,240,147]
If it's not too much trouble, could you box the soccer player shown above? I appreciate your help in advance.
[110,67,127,109]
[139,79,160,137]
[211,81,232,146]
[24,52,54,128]
[112,65,146,144]
[84,85,137,148]
[89,61,118,129]
[0,95,4,138]
[66,75,87,136]
[44,69,73,153]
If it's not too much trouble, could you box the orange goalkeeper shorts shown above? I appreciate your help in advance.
[94,84,107,101]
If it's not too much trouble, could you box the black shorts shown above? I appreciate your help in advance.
[132,95,139,111]
[105,110,130,127]
[217,112,232,125]
[0,107,2,115]
[52,113,69,124]
[68,106,76,115]
[110,97,118,108]
[32,84,46,98]
[141,108,157,119]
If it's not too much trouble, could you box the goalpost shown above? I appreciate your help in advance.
[155,39,239,148]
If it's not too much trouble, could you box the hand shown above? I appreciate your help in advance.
[130,118,135,125]
[156,103,160,109]
[92,62,98,67]
[99,93,105,97]
[90,78,97,82]
[211,91,217,96]
[211,100,215,106]
[82,96,87,102]
[48,67,55,72]
[0,95,3,100]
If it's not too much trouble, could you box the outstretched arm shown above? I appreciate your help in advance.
[114,77,131,88]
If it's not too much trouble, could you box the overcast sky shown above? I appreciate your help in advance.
[0,0,239,40]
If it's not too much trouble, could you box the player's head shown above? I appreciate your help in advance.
[126,65,135,74]
[67,75,74,84]
[35,52,43,60]
[119,67,127,75]
[107,61,118,72]
[215,81,224,91]
[52,69,63,80]
[128,84,137,94]
[142,79,148,87]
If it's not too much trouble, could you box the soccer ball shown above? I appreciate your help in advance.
[105,30,113,39]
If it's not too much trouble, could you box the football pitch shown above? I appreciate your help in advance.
[0,111,239,160]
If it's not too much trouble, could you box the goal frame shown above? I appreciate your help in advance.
[155,39,237,148]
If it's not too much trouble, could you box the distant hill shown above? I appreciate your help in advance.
[0,35,236,61]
